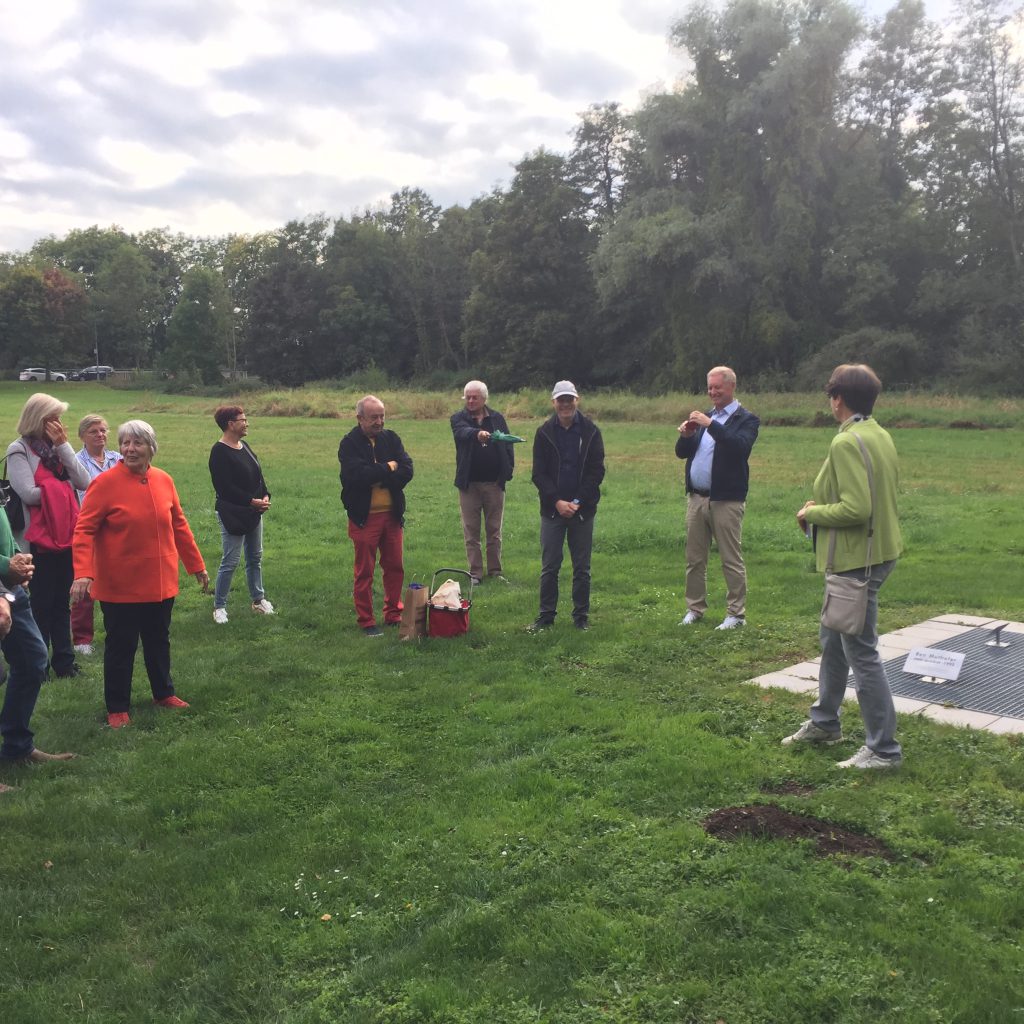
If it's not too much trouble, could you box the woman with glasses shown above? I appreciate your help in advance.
[209,406,274,624]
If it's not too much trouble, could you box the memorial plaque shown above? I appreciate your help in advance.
[903,647,965,682]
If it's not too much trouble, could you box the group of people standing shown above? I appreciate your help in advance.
[2,359,905,791]
[338,363,904,770]
[0,398,274,784]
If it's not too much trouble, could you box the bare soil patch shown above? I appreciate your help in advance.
[704,804,894,860]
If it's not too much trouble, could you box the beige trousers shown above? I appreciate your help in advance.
[684,495,747,617]
[458,482,505,579]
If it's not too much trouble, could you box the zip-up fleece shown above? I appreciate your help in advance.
[531,413,605,518]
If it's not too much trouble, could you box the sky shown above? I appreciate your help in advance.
[0,0,951,254]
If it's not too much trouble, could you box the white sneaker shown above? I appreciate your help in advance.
[74,643,93,656]
[715,615,745,630]
[213,608,228,624]
[782,720,843,746]
[836,745,901,770]
[252,599,275,615]
[678,611,703,625]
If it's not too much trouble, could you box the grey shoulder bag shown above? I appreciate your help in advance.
[820,432,874,635]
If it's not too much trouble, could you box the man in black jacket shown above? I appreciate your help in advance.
[675,366,759,630]
[530,381,605,631]
[450,380,514,583]
[339,396,414,637]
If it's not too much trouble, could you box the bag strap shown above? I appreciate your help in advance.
[825,429,875,574]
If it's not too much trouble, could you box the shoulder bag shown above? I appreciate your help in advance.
[0,451,26,532]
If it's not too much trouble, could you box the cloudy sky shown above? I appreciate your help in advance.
[0,0,947,254]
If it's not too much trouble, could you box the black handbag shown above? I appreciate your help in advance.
[0,455,25,532]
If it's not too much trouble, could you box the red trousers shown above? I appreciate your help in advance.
[71,593,95,645]
[347,512,404,628]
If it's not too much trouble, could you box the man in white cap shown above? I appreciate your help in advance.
[530,381,605,631]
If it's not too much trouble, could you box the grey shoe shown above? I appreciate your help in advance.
[836,745,901,770]
[363,625,384,638]
[782,720,843,746]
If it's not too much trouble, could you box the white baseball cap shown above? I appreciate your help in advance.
[551,380,579,399]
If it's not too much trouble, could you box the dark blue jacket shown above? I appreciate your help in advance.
[338,426,414,527]
[675,406,759,501]
[450,407,514,490]
[532,413,605,518]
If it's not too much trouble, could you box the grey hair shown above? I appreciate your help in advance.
[17,393,69,438]
[707,365,737,385]
[78,414,108,438]
[356,395,384,417]
[118,419,158,455]
[462,380,489,402]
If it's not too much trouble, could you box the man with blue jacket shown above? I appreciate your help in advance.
[675,366,759,630]
[531,381,605,632]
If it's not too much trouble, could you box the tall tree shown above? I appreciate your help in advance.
[164,267,233,384]
[462,151,597,388]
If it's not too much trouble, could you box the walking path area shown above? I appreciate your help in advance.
[750,614,1024,735]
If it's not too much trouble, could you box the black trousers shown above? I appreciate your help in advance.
[28,546,76,675]
[100,599,176,713]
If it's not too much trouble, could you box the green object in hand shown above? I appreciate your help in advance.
[489,430,525,443]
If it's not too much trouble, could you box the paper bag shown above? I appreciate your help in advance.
[399,583,429,641]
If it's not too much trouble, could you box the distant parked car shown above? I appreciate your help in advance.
[19,367,67,382]
[78,365,114,380]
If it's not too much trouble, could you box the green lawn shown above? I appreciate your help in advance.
[2,383,1023,1023]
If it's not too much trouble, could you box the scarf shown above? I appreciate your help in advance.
[26,436,69,480]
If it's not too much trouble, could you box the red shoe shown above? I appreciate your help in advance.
[153,695,190,709]
[107,712,131,729]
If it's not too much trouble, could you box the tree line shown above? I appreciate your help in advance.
[2,0,1022,393]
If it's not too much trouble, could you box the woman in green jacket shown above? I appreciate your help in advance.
[784,364,904,769]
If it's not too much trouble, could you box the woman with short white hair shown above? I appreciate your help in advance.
[71,420,209,728]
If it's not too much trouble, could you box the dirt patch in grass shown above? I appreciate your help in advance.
[704,804,895,860]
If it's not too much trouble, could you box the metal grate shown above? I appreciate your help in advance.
[882,627,1024,717]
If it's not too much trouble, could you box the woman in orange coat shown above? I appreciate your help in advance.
[70,420,209,728]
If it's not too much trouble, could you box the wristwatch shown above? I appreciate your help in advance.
[1,592,15,603]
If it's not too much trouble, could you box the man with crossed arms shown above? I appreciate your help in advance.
[675,366,760,630]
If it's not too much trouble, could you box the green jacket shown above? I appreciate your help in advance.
[0,506,15,582]
[803,417,903,574]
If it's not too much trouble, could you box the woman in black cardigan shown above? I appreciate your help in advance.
[209,406,273,623]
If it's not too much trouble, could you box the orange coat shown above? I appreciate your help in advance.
[73,462,206,603]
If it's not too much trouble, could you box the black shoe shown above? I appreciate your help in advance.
[363,625,384,638]
[54,664,82,678]
[574,618,589,631]
[528,617,554,633]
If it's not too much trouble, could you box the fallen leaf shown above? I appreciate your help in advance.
[43,861,53,869]
[320,914,332,922]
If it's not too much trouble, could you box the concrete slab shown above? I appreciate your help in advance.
[750,616,1024,737]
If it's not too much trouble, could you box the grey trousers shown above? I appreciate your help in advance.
[810,559,901,759]
[539,514,594,623]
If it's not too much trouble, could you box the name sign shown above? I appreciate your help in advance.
[903,647,965,682]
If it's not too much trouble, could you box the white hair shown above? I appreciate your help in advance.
[118,419,158,455]
[462,380,488,402]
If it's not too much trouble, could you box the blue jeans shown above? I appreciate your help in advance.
[539,513,595,624]
[0,588,49,760]
[214,515,265,610]
[811,560,901,759]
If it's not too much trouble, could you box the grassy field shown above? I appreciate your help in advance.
[2,382,1023,1024]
